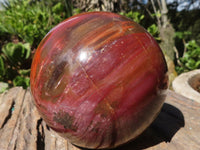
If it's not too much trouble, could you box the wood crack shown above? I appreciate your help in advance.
[0,100,15,129]
[36,118,45,150]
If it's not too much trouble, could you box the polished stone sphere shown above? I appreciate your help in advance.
[30,12,168,149]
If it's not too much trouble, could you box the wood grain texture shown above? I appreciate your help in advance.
[0,87,199,150]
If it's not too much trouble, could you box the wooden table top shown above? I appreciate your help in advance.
[0,87,199,150]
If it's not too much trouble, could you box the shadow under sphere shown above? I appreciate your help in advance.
[114,103,185,150]
[81,103,185,150]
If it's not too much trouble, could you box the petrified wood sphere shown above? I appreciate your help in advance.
[30,12,168,149]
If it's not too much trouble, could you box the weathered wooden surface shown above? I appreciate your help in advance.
[0,87,199,150]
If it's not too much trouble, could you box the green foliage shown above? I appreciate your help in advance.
[0,42,31,89]
[2,42,31,66]
[19,69,31,76]
[52,2,65,14]
[64,0,73,18]
[0,56,6,79]
[13,76,30,89]
[176,40,200,74]
[120,11,144,23]
[0,0,68,45]
[147,24,160,40]
[168,9,200,46]
[73,8,81,15]
[0,82,9,94]
[175,31,192,39]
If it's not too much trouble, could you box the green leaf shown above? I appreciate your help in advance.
[73,8,81,15]
[175,31,192,39]
[147,24,158,36]
[19,69,30,76]
[2,42,31,66]
[0,82,9,93]
[52,2,64,14]
[175,32,183,39]
[0,56,5,77]
[23,43,31,59]
[13,76,30,89]
[0,0,67,45]
[121,11,144,23]
[185,59,196,70]
[195,61,200,68]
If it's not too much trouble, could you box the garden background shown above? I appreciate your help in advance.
[0,0,200,93]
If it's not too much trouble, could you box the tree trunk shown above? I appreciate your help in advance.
[159,24,175,60]
[159,0,175,60]
[151,0,175,60]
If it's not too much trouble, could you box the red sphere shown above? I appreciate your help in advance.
[30,12,168,149]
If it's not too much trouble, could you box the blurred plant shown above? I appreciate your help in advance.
[120,11,144,23]
[147,24,160,41]
[0,82,9,93]
[64,0,73,18]
[0,42,31,89]
[0,0,69,46]
[2,42,31,66]
[73,8,82,15]
[175,40,200,74]
[13,76,30,89]
[175,31,192,52]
